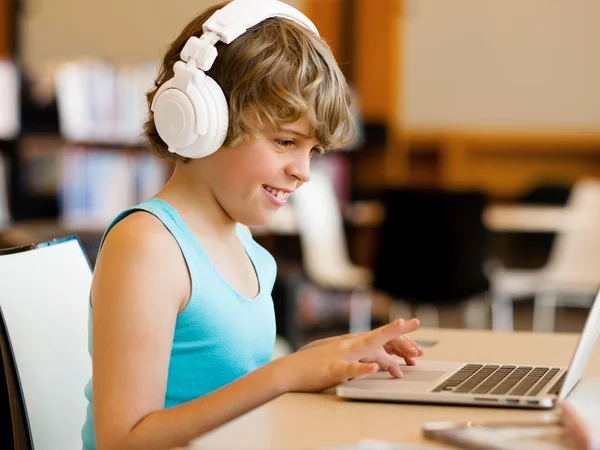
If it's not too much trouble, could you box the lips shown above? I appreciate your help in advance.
[263,185,291,201]
[262,185,291,206]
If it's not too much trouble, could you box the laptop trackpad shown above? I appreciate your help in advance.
[400,370,447,382]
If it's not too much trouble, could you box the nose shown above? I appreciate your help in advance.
[285,154,311,184]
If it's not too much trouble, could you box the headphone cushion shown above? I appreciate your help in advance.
[202,76,229,154]
[152,80,200,150]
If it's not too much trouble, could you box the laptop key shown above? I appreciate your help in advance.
[432,364,482,392]
[509,368,549,396]
[454,365,499,393]
[490,367,532,395]
[471,365,516,394]
[529,368,561,396]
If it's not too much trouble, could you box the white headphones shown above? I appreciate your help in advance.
[150,0,319,159]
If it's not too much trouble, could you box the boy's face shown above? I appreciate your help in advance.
[207,114,322,227]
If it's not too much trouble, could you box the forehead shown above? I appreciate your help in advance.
[280,115,312,134]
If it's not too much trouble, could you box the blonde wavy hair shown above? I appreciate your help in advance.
[144,1,355,162]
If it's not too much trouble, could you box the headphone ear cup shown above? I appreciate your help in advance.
[203,75,230,153]
[176,74,229,159]
[152,78,202,151]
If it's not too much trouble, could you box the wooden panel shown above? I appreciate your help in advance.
[354,0,401,124]
[303,0,343,64]
[0,0,12,57]
[361,131,600,198]
[438,134,600,198]
[303,0,402,127]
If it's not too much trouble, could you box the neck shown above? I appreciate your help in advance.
[155,160,237,240]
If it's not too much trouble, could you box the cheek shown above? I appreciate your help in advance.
[228,150,282,186]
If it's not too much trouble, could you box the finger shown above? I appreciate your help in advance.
[357,318,421,355]
[374,349,404,378]
[402,335,425,356]
[559,401,592,449]
[384,345,418,366]
[384,336,421,358]
[343,361,379,381]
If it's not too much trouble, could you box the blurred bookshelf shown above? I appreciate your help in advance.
[0,57,171,261]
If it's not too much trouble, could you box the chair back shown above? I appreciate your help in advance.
[0,237,92,449]
[0,59,19,139]
[0,305,33,449]
[546,178,600,287]
[0,153,9,228]
[291,168,358,289]
[374,188,490,303]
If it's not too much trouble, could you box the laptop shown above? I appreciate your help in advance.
[336,288,600,409]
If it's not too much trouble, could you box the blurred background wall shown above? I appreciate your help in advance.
[403,0,600,132]
[21,0,302,75]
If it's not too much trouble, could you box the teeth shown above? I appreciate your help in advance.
[264,185,290,201]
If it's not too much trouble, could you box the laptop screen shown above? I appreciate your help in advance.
[559,286,600,399]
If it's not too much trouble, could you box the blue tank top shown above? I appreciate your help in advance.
[81,198,277,449]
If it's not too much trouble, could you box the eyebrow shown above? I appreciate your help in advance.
[279,128,313,140]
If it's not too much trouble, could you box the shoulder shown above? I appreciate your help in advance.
[102,211,181,262]
[92,210,190,310]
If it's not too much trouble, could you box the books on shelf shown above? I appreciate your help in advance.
[0,59,20,140]
[58,147,169,229]
[54,60,159,145]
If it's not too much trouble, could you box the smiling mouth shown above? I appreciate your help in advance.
[262,185,291,202]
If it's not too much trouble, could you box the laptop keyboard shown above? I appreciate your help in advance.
[433,364,567,396]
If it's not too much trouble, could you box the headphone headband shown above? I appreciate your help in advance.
[179,0,319,72]
[203,0,319,45]
[150,0,320,159]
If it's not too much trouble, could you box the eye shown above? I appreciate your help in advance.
[309,147,324,158]
[275,139,295,148]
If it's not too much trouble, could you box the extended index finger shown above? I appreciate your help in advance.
[352,318,421,357]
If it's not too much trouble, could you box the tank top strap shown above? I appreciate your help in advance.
[99,198,202,276]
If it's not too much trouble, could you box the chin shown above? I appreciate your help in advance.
[246,215,274,228]
[236,211,275,228]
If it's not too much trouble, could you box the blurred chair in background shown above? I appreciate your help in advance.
[0,59,19,229]
[0,154,9,229]
[0,305,32,448]
[373,188,491,329]
[0,60,19,140]
[292,167,374,334]
[0,237,92,449]
[490,178,600,332]
[498,183,571,269]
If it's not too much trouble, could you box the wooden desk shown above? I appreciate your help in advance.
[183,328,600,449]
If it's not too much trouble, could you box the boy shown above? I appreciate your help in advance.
[82,1,423,449]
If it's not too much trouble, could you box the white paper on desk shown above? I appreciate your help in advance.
[318,439,446,450]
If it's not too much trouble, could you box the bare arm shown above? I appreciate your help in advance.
[92,213,284,450]
[125,361,285,449]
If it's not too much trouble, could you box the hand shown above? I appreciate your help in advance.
[298,318,424,377]
[560,401,599,450]
[277,318,421,393]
